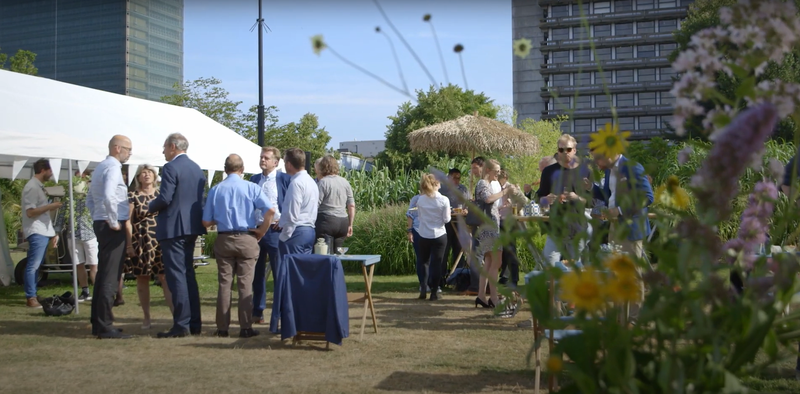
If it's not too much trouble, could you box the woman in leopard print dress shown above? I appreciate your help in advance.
[125,165,173,329]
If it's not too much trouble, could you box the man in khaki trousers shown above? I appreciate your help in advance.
[202,154,275,338]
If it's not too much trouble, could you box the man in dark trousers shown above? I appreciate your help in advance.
[249,146,291,324]
[86,135,133,339]
[149,133,207,338]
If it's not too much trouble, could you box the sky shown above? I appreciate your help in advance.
[183,0,513,150]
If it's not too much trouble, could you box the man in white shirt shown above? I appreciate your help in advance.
[21,159,62,308]
[278,148,319,255]
[86,135,133,339]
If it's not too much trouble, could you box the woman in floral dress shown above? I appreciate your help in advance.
[125,165,173,329]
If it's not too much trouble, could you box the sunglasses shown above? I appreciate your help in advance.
[558,147,574,153]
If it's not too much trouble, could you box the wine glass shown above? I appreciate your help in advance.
[337,247,349,255]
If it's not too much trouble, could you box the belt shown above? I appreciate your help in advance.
[218,231,253,236]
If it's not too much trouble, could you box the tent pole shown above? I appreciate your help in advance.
[68,161,79,314]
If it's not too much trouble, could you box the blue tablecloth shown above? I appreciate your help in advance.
[270,254,349,345]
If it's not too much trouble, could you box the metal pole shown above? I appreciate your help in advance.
[68,161,79,314]
[257,0,265,147]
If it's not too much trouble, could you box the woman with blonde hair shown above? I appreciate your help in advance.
[316,155,356,252]
[125,164,173,329]
[474,159,515,309]
[413,173,451,300]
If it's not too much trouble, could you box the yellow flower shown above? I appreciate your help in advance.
[547,356,563,373]
[559,268,605,312]
[513,38,533,59]
[589,123,631,158]
[605,275,642,303]
[655,175,691,209]
[311,35,326,56]
[604,254,637,276]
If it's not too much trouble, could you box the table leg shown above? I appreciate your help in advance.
[360,264,378,340]
[366,265,377,333]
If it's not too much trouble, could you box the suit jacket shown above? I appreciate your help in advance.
[601,155,654,241]
[250,171,292,212]
[149,154,207,241]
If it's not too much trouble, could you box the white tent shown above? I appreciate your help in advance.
[0,69,266,306]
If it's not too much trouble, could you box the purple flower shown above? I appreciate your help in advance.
[540,197,550,208]
[723,180,777,269]
[678,146,693,165]
[692,103,778,223]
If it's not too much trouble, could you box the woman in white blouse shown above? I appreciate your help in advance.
[413,174,451,301]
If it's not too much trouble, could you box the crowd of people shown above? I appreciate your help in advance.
[20,133,356,339]
[405,132,655,318]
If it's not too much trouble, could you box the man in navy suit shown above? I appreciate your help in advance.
[591,150,654,258]
[249,146,291,324]
[149,133,207,338]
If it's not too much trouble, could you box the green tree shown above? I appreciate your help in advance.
[265,113,332,164]
[376,84,497,173]
[0,48,38,75]
[501,116,566,185]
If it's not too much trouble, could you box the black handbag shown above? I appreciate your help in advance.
[41,292,75,316]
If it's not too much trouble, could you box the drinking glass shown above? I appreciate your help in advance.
[337,247,349,255]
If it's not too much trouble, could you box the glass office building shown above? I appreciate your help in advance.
[0,0,183,101]
[512,0,693,140]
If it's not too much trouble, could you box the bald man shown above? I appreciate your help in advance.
[202,154,275,338]
[86,135,133,339]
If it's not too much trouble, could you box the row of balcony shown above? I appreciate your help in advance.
[540,7,687,28]
[540,31,676,50]
[539,56,670,74]
[572,128,668,140]
[541,103,673,119]
[540,80,673,97]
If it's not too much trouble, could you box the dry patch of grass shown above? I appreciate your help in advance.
[0,262,543,394]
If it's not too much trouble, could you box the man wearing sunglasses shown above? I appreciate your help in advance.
[535,134,593,271]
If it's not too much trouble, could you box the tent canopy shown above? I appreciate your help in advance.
[0,69,266,182]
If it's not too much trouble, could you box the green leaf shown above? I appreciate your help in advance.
[763,330,778,360]
[726,62,750,79]
[723,371,747,394]
[735,77,756,100]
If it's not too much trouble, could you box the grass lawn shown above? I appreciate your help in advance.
[1,251,800,393]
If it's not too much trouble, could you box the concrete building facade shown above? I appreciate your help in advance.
[339,140,386,159]
[0,0,183,101]
[512,0,693,140]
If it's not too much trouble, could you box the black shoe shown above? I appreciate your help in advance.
[92,328,123,336]
[97,330,132,339]
[78,292,92,302]
[113,298,125,307]
[418,292,427,300]
[157,329,189,338]
[429,293,439,301]
[475,297,492,308]
[190,328,202,336]
[213,330,229,338]
[239,328,260,338]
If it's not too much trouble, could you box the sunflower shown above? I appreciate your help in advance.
[655,175,691,209]
[559,268,606,313]
[605,275,642,303]
[311,35,327,56]
[513,38,533,59]
[547,356,563,373]
[604,254,637,277]
[589,123,631,158]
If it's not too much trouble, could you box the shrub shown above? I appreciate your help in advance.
[345,204,416,275]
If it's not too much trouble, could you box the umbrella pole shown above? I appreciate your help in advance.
[68,161,79,314]
[470,149,475,196]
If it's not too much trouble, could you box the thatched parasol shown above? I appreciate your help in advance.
[407,113,540,158]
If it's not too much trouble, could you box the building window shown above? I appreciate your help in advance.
[574,72,592,86]
[638,92,656,106]
[552,51,570,63]
[552,28,570,40]
[658,0,677,8]
[658,43,677,56]
[639,116,657,129]
[637,21,655,33]
[595,47,612,61]
[553,74,571,87]
[595,118,613,129]
[551,5,569,17]
[616,69,634,83]
[572,3,589,16]
[616,46,633,59]
[615,0,633,11]
[615,23,634,36]
[594,24,612,37]
[561,122,572,133]
[617,117,635,130]
[658,20,678,33]
[659,92,676,105]
[617,93,635,107]
[638,68,657,81]
[556,97,572,110]
[595,71,612,84]
[594,2,611,13]
[636,0,655,10]
[573,26,590,40]
[595,94,611,108]
[574,49,591,62]
[576,95,592,109]
[660,115,673,128]
[575,119,593,133]
[660,67,676,80]
[637,44,656,58]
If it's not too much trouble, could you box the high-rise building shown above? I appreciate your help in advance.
[512,0,693,141]
[0,0,183,101]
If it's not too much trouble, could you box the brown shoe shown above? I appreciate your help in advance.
[27,297,42,308]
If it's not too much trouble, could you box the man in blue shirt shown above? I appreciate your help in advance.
[278,148,319,255]
[203,154,275,338]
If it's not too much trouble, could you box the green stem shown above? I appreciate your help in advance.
[458,52,469,90]
[327,46,414,100]
[378,30,409,94]
[372,0,437,85]
[427,21,449,85]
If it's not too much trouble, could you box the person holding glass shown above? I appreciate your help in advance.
[413,174,451,301]
[315,155,356,253]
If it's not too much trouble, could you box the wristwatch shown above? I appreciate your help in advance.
[407,228,413,233]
